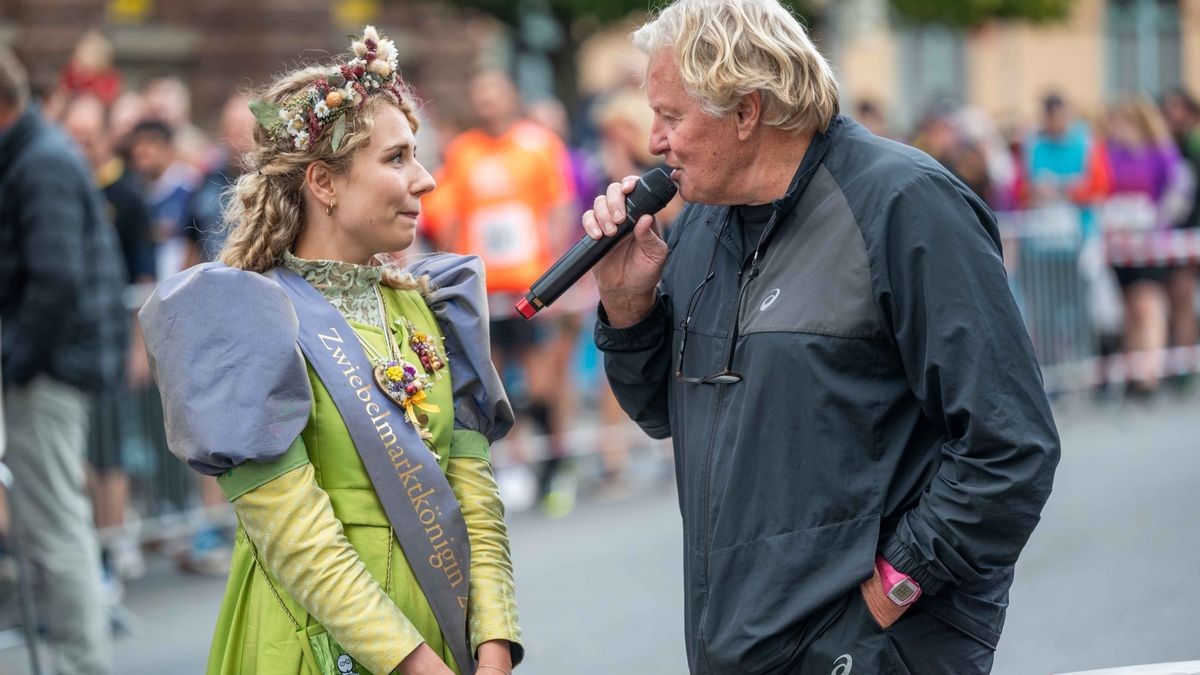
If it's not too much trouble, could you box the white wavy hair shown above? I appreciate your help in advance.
[632,0,840,134]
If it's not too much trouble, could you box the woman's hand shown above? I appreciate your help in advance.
[395,644,455,675]
[475,639,513,675]
[582,175,670,328]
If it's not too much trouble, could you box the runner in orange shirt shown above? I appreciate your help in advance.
[423,69,578,515]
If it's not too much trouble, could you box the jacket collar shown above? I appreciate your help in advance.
[702,115,845,256]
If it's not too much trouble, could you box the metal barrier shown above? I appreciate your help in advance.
[999,207,1099,393]
[110,284,216,549]
[999,204,1200,394]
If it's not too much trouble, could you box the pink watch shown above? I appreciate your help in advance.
[875,555,921,606]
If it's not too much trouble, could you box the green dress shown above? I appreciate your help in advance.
[207,260,492,675]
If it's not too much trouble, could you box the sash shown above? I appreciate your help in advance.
[270,268,476,674]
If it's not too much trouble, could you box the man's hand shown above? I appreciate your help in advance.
[859,564,911,630]
[582,175,670,328]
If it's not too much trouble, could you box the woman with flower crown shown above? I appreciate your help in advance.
[138,27,521,675]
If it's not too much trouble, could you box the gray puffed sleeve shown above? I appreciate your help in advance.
[406,254,514,443]
[137,263,312,476]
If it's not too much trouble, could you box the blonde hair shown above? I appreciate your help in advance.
[1106,95,1173,149]
[594,89,657,166]
[1129,95,1172,146]
[220,63,427,291]
[631,0,840,134]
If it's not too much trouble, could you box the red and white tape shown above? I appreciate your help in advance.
[1105,229,1200,268]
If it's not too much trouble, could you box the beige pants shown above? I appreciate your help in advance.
[4,375,111,674]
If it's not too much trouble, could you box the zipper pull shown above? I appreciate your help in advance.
[747,213,774,281]
[748,250,761,281]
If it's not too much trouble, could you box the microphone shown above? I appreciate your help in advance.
[515,168,677,319]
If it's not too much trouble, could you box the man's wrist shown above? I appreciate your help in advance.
[875,555,921,606]
[599,290,657,328]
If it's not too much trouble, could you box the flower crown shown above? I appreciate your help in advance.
[249,25,403,152]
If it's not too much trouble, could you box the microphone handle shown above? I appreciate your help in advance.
[516,214,637,318]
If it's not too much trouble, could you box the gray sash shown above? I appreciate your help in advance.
[270,268,475,674]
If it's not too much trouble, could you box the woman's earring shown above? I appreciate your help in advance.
[327,199,336,217]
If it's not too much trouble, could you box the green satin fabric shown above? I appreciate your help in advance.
[207,288,463,675]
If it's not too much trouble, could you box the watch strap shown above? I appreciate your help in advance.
[876,555,922,606]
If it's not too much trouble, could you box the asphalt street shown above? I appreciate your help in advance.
[2,392,1197,674]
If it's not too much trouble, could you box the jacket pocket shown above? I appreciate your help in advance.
[699,514,880,673]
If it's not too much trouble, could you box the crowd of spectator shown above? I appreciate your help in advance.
[2,28,1199,671]
[887,89,1199,395]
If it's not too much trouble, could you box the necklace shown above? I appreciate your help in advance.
[356,286,446,454]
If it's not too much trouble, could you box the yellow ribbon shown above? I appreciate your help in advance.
[402,391,441,445]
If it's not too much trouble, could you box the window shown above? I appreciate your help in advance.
[1107,0,1181,97]
[897,26,966,134]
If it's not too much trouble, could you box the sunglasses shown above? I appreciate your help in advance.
[674,210,772,385]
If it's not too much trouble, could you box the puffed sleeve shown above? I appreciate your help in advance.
[137,263,313,476]
[406,254,514,444]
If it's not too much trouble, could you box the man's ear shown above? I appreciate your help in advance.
[304,161,337,209]
[734,91,763,141]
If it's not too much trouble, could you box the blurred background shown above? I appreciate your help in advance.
[1,0,1199,673]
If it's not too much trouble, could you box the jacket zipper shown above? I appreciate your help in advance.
[695,210,774,664]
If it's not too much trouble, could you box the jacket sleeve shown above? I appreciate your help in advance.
[871,172,1060,595]
[3,154,89,384]
[593,293,675,439]
[233,454,425,675]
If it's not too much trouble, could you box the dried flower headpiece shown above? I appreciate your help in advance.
[249,25,403,152]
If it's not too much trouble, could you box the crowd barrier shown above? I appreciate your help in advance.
[1000,205,1199,394]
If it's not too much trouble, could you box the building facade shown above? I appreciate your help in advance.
[0,0,497,131]
[831,0,1200,133]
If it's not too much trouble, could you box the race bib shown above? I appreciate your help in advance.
[468,202,540,268]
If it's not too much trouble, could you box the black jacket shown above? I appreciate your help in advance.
[0,107,127,390]
[596,116,1060,673]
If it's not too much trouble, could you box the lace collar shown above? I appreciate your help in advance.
[282,251,385,330]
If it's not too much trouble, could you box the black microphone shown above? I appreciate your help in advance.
[516,168,677,319]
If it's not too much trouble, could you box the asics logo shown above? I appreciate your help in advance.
[760,288,781,311]
[831,654,853,675]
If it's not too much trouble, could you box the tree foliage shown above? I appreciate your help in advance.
[437,0,822,32]
[439,0,1073,30]
[888,0,1076,27]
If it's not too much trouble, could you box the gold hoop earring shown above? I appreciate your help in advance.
[326,199,336,217]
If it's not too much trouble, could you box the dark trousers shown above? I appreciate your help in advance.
[784,591,994,675]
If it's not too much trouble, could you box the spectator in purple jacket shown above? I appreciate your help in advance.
[1103,96,1193,396]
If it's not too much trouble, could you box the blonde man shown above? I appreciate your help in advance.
[583,1,1059,672]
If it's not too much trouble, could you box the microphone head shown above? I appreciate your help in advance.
[628,167,678,216]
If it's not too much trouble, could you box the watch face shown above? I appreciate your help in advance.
[888,579,918,605]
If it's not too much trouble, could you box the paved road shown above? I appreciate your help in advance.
[3,393,1197,674]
